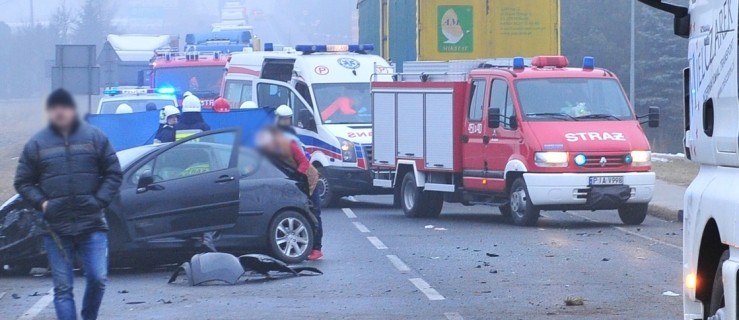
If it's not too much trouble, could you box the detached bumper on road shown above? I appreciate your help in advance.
[524,172,655,207]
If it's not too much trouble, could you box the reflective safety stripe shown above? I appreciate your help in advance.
[176,129,203,141]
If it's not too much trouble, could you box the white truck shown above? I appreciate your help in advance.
[641,0,736,319]
[221,44,393,204]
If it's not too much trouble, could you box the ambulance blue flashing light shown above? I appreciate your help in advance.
[513,57,525,70]
[583,56,595,70]
[348,44,374,52]
[156,87,176,95]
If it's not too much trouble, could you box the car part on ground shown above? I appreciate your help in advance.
[238,254,322,277]
[168,252,245,286]
[168,253,322,286]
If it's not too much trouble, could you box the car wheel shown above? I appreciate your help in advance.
[268,211,313,264]
[707,250,730,318]
[315,167,337,207]
[618,203,648,225]
[400,172,443,218]
[508,178,540,226]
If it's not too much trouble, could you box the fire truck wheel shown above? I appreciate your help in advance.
[617,203,648,225]
[709,250,730,317]
[508,178,540,226]
[400,172,442,218]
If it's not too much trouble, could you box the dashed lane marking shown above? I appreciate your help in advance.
[342,208,357,218]
[17,288,53,320]
[353,221,370,233]
[367,236,388,250]
[385,255,411,273]
[409,278,445,301]
[567,212,681,250]
[444,312,465,320]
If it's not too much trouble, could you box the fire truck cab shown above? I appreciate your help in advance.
[372,57,659,226]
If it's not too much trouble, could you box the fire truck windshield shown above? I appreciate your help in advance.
[313,83,371,124]
[153,66,224,98]
[516,78,634,121]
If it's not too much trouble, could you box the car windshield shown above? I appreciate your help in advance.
[99,98,174,114]
[153,66,224,98]
[116,145,159,170]
[515,78,634,121]
[312,83,371,124]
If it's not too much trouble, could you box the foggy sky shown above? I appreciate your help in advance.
[0,0,357,44]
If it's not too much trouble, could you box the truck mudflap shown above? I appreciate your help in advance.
[523,172,655,206]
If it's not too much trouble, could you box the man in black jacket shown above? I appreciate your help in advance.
[14,89,122,320]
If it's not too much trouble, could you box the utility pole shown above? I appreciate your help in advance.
[29,0,34,25]
[629,0,636,104]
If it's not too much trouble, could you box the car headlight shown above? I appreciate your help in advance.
[339,138,356,162]
[630,150,651,166]
[534,152,569,167]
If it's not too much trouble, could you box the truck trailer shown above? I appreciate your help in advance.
[371,56,659,226]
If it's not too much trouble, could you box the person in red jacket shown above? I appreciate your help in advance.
[258,127,323,260]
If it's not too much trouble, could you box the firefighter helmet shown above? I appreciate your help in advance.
[213,98,231,113]
[115,103,133,114]
[275,104,293,117]
[240,101,258,109]
[182,95,202,113]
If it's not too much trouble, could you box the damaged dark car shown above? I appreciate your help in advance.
[0,128,316,273]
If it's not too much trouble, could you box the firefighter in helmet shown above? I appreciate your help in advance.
[154,105,180,143]
[175,94,211,140]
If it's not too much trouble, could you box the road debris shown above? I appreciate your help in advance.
[118,290,129,294]
[434,227,447,231]
[424,225,434,229]
[489,270,498,274]
[11,293,20,299]
[486,253,499,257]
[125,301,145,305]
[157,299,172,304]
[662,291,680,297]
[28,291,46,297]
[601,258,610,262]
[564,296,585,306]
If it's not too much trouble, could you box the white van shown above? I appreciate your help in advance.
[221,44,393,205]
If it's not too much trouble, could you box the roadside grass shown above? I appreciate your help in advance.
[651,154,699,186]
[0,99,45,199]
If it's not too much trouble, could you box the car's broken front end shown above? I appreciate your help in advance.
[0,195,45,269]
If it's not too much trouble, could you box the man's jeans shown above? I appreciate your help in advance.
[310,191,323,250]
[43,231,108,320]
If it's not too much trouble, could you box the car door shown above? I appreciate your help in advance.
[462,78,491,191]
[252,79,321,146]
[487,78,520,191]
[123,129,241,241]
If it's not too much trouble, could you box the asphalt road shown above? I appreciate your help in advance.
[0,196,684,320]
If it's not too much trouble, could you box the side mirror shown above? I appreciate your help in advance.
[137,170,154,193]
[488,108,501,129]
[508,115,518,130]
[648,106,660,128]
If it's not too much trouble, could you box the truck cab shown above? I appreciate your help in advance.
[641,0,737,319]
[372,56,658,226]
[221,44,394,204]
[150,51,228,108]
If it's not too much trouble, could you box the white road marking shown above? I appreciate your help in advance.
[353,221,370,233]
[342,208,357,218]
[569,212,681,250]
[409,278,445,301]
[385,255,411,273]
[367,236,388,249]
[444,312,465,320]
[18,288,54,320]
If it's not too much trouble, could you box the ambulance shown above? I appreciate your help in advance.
[641,0,738,319]
[222,44,393,204]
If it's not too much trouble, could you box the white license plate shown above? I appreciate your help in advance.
[589,176,624,185]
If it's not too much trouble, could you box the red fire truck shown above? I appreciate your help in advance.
[150,51,228,108]
[371,56,660,226]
